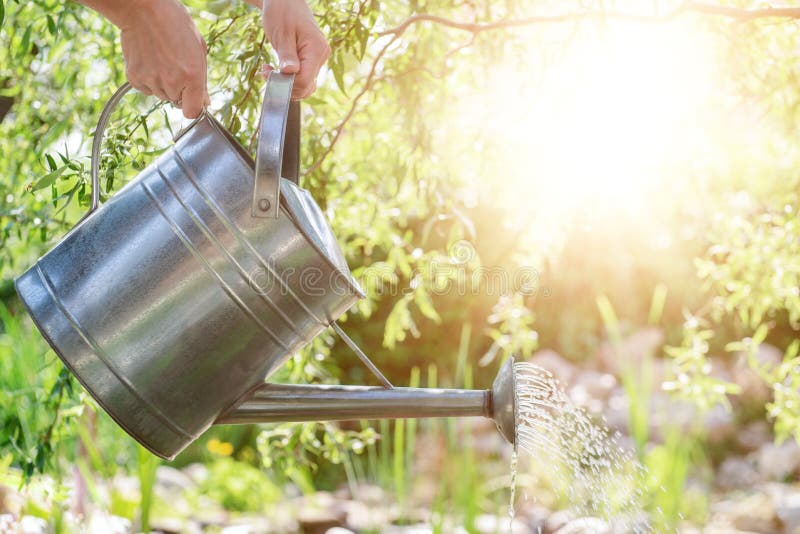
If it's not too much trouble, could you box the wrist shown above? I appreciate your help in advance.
[101,0,161,30]
[263,0,306,14]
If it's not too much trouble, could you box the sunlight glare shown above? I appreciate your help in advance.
[451,21,719,225]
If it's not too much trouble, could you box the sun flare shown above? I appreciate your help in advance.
[449,21,720,225]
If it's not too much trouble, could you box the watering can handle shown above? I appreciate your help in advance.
[89,81,133,213]
[89,73,300,217]
[252,71,294,219]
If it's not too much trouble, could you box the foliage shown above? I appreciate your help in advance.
[727,330,800,444]
[0,302,83,481]
[644,429,708,529]
[136,445,160,532]
[257,421,377,485]
[597,294,652,457]
[198,456,281,512]
[4,0,800,529]
[663,315,741,412]
[697,192,800,329]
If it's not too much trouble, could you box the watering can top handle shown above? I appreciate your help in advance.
[252,71,295,219]
[89,73,300,218]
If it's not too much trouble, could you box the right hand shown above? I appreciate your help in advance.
[118,0,210,119]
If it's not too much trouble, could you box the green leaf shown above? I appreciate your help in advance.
[753,323,769,345]
[331,53,347,95]
[46,14,55,36]
[414,289,441,323]
[27,166,66,192]
[45,154,56,171]
[0,0,5,30]
[17,24,31,59]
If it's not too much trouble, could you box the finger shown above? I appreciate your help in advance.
[261,64,274,80]
[181,80,205,119]
[299,81,316,100]
[164,85,185,108]
[292,40,329,99]
[293,57,319,99]
[134,81,155,96]
[204,92,210,107]
[275,35,300,74]
[153,87,171,103]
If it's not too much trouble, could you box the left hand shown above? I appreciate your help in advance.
[262,0,331,99]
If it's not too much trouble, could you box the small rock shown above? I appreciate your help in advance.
[645,394,733,442]
[0,484,23,515]
[380,525,433,534]
[516,503,550,531]
[709,357,735,384]
[776,500,800,533]
[19,516,47,534]
[151,517,204,534]
[705,403,736,446]
[340,499,390,531]
[554,517,610,534]
[597,327,664,378]
[86,512,131,534]
[545,510,573,533]
[474,514,532,533]
[220,526,257,534]
[737,421,772,453]
[298,507,347,534]
[713,494,780,534]
[156,465,196,492]
[326,528,356,534]
[603,387,629,433]
[226,514,291,533]
[762,482,800,533]
[716,456,761,491]
[732,514,781,533]
[183,463,210,485]
[572,371,617,402]
[349,484,385,504]
[732,343,783,404]
[758,440,800,481]
[530,350,579,385]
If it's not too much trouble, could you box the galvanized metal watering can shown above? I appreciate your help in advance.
[15,73,518,460]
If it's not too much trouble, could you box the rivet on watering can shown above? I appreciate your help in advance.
[258,198,271,212]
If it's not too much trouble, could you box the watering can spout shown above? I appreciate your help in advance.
[217,357,517,446]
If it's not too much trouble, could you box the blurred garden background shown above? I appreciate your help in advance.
[2,0,800,532]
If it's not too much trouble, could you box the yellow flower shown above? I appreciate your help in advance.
[207,438,234,456]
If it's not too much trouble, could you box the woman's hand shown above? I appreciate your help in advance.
[78,0,210,119]
[118,0,210,118]
[262,0,331,99]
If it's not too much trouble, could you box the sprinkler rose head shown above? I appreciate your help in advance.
[491,356,517,447]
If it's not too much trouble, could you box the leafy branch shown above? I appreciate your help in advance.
[304,34,398,176]
[379,2,800,37]
[306,1,800,174]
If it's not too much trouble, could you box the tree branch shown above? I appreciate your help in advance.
[378,2,800,37]
[304,35,399,177]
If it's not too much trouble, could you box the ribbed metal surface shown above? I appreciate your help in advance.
[15,80,363,460]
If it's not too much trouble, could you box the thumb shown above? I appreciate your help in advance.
[276,37,300,73]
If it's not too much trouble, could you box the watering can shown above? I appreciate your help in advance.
[14,73,518,460]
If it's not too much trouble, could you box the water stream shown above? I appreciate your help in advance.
[508,448,518,531]
[510,361,651,533]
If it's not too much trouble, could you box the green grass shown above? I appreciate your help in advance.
[136,444,159,532]
[597,289,709,528]
[350,361,507,532]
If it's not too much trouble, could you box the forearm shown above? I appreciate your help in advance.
[74,0,154,29]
